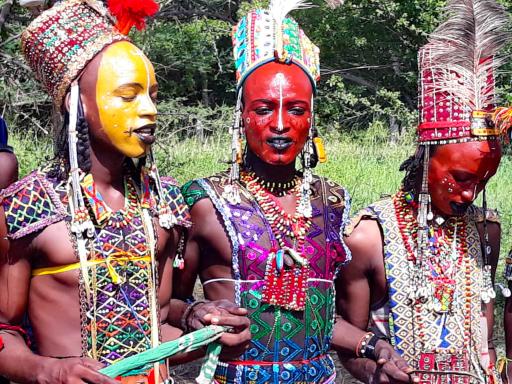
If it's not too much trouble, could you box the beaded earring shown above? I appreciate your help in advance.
[68,82,94,239]
[223,88,243,205]
[146,150,176,229]
[297,95,315,218]
[480,188,496,303]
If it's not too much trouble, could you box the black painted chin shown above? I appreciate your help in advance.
[450,201,471,216]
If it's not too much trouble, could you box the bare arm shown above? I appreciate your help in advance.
[0,208,118,384]
[0,152,18,189]
[167,201,251,361]
[335,219,413,383]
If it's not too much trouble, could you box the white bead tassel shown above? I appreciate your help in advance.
[68,82,94,239]
[223,88,243,205]
[148,150,176,229]
[297,95,314,218]
[67,82,93,301]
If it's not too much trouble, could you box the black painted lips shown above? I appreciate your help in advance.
[133,124,156,145]
[267,136,292,150]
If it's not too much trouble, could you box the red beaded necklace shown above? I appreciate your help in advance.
[393,190,473,349]
[240,170,312,311]
[240,171,311,250]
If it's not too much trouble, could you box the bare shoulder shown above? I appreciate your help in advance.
[0,152,18,189]
[345,218,383,264]
[189,197,224,240]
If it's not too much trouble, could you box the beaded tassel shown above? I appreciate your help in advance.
[297,95,315,218]
[480,188,496,303]
[67,82,94,239]
[223,88,243,205]
[147,150,177,229]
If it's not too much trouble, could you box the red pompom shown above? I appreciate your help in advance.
[108,0,159,35]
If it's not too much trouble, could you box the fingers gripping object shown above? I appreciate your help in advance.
[100,325,227,384]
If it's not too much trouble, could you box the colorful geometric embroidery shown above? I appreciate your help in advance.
[161,177,191,227]
[81,173,111,224]
[84,211,156,372]
[1,171,67,239]
[366,198,485,373]
[200,172,350,384]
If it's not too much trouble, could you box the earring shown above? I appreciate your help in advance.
[297,95,315,218]
[223,88,243,205]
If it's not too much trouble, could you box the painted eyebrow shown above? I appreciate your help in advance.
[114,83,144,92]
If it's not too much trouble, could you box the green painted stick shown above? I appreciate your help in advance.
[99,325,226,383]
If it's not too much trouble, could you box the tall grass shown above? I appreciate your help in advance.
[10,130,512,261]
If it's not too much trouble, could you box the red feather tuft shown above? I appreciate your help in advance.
[108,0,159,35]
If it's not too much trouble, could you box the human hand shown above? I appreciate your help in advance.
[35,357,119,384]
[188,299,251,359]
[369,340,417,384]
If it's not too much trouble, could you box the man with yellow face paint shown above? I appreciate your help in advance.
[0,1,250,383]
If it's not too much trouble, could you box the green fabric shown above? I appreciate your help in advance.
[100,325,226,382]
[181,180,208,208]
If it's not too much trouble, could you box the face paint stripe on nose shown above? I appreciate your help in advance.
[277,73,284,132]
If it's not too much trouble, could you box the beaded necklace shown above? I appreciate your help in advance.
[393,190,474,354]
[81,174,139,228]
[242,170,300,197]
[240,170,312,311]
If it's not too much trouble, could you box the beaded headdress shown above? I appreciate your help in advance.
[20,0,177,242]
[21,0,128,108]
[416,0,509,145]
[225,0,325,215]
[413,0,510,303]
[232,1,320,92]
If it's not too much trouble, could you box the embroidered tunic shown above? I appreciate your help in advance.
[350,196,499,383]
[183,172,351,384]
[0,168,190,371]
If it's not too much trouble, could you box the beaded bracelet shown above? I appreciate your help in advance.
[356,332,374,358]
[360,333,380,361]
[180,300,208,333]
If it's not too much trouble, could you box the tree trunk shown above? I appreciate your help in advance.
[389,115,399,144]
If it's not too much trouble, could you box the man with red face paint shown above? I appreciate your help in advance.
[337,1,509,383]
[0,1,250,383]
[173,2,415,383]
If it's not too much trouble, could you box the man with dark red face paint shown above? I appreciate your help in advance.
[337,1,509,383]
[0,1,250,383]
[173,1,415,383]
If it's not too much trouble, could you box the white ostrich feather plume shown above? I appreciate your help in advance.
[425,0,511,111]
[269,0,313,24]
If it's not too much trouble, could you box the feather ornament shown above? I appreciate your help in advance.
[108,0,159,35]
[269,0,313,24]
[494,106,512,139]
[424,0,511,111]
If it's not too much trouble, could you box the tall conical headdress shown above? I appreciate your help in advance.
[417,0,510,144]
[414,0,511,304]
[232,0,320,92]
